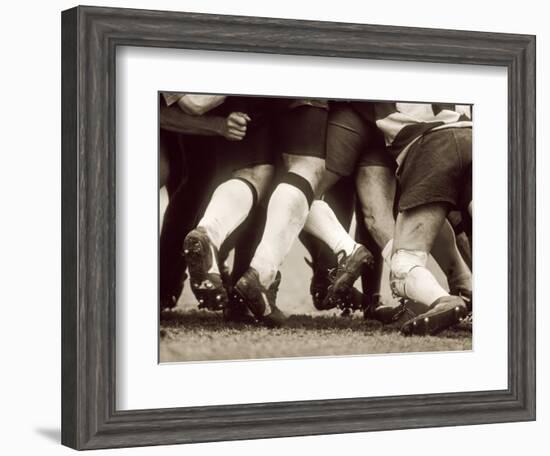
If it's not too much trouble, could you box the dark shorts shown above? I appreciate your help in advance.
[159,130,216,194]
[397,127,472,212]
[326,102,393,177]
[276,103,328,159]
[209,97,280,171]
[211,97,328,171]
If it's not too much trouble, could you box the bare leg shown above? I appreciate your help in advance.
[355,165,396,309]
[430,220,472,294]
[391,203,449,306]
[233,164,274,202]
[356,165,396,249]
[393,203,448,253]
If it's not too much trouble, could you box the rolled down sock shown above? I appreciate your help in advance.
[390,249,449,306]
[303,200,357,256]
[251,183,310,287]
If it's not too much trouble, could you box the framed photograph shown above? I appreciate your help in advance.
[61,5,536,450]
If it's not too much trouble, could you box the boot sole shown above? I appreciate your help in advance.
[401,301,468,336]
[183,232,227,311]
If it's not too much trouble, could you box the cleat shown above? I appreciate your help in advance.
[456,312,473,331]
[304,257,334,310]
[223,290,256,324]
[183,227,227,311]
[368,297,419,325]
[234,268,286,328]
[450,286,473,312]
[322,245,374,310]
[401,295,468,336]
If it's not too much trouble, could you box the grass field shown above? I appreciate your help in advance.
[158,190,472,363]
[159,309,472,362]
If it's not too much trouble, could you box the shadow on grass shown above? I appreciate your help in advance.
[160,309,471,339]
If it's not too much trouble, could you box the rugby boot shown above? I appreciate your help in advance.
[234,269,286,328]
[400,295,468,336]
[304,257,334,310]
[451,286,472,312]
[183,227,227,311]
[338,287,366,316]
[224,287,257,324]
[322,245,374,310]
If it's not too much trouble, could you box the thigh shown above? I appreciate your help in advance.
[356,165,396,211]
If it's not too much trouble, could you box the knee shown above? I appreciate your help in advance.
[284,156,326,195]
[360,202,378,233]
[233,164,274,200]
[389,249,428,298]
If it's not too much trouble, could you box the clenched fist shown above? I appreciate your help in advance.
[221,112,251,141]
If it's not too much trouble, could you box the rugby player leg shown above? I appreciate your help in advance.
[234,105,328,326]
[355,164,396,316]
[300,176,356,310]
[356,166,472,323]
[183,110,275,311]
[303,198,373,309]
[447,210,472,270]
[184,163,274,310]
[430,219,472,305]
[394,128,471,335]
[302,103,375,310]
[159,135,217,312]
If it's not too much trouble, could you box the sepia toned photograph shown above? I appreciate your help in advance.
[158,93,473,362]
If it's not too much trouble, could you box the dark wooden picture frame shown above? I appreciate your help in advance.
[61,5,536,450]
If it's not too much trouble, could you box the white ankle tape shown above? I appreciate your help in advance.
[390,249,428,298]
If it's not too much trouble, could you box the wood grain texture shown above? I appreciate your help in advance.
[61,5,536,450]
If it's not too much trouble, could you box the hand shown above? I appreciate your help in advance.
[221,112,251,141]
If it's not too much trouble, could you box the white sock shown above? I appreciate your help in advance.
[303,200,357,256]
[390,249,448,306]
[404,267,449,305]
[250,183,309,287]
[197,178,254,249]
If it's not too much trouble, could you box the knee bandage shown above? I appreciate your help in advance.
[389,249,429,298]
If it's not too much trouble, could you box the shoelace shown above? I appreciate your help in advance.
[326,250,349,283]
